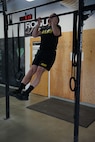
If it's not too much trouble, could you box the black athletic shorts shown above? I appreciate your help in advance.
[32,50,56,71]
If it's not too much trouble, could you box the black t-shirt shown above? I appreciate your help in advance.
[39,25,61,51]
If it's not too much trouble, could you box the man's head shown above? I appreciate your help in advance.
[48,13,60,24]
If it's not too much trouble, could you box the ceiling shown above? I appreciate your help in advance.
[0,0,95,12]
[60,0,95,10]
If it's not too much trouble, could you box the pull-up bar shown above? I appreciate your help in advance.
[74,0,84,141]
[8,11,75,26]
[2,0,9,119]
[7,2,95,26]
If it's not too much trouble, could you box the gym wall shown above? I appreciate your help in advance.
[50,29,95,105]
[30,28,95,105]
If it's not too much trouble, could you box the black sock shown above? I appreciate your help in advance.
[18,83,26,93]
[25,85,34,94]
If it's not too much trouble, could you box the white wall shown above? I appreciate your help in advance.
[84,15,95,29]
[25,37,31,88]
[0,14,4,38]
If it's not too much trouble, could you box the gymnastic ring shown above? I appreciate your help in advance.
[72,54,77,67]
[69,77,76,92]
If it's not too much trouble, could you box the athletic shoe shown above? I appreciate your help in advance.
[9,89,20,97]
[9,89,29,101]
[15,91,29,101]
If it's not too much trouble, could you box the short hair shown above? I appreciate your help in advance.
[50,13,60,24]
[50,13,59,23]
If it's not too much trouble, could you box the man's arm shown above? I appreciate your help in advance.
[51,17,61,36]
[32,18,42,37]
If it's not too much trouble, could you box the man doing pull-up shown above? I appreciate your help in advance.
[10,13,61,100]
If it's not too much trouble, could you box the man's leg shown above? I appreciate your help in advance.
[10,65,37,96]
[21,64,38,86]
[15,66,46,100]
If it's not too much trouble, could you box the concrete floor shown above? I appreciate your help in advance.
[0,93,95,142]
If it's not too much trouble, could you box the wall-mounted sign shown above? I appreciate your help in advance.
[19,14,32,21]
[25,18,48,36]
